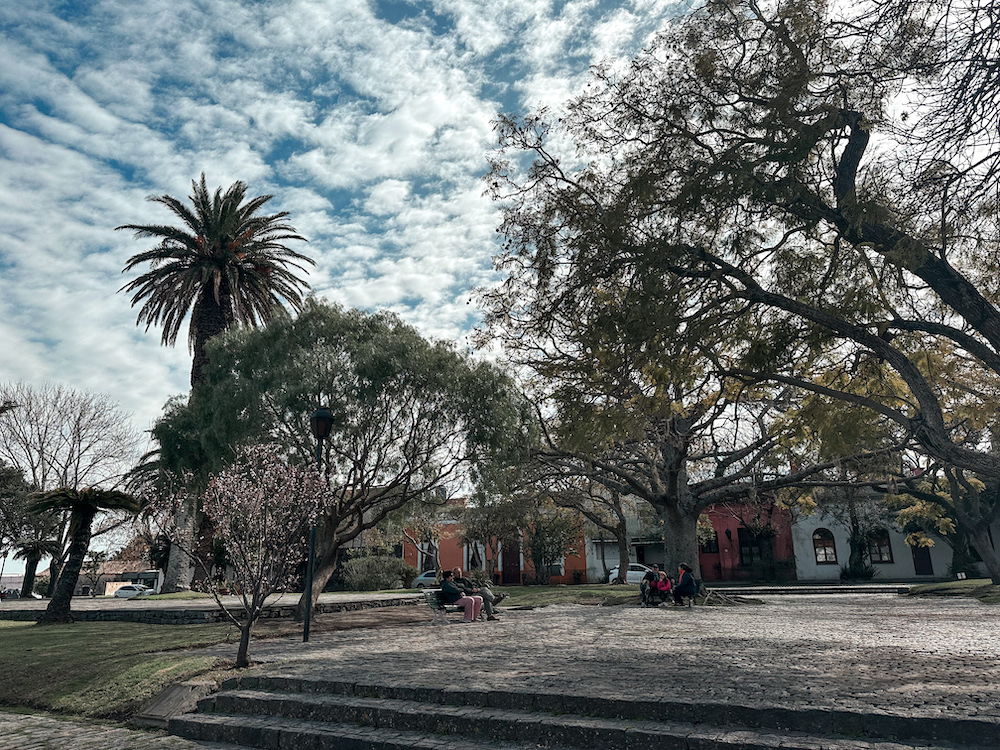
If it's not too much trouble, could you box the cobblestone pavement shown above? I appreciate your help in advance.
[239,594,1000,721]
[2,593,998,746]
[0,713,237,750]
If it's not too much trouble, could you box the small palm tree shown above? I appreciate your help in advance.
[118,174,313,386]
[30,487,140,624]
[13,535,61,599]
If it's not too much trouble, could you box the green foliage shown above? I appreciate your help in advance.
[341,556,418,592]
[486,0,1000,583]
[160,299,532,483]
[840,562,879,581]
[118,173,313,386]
[151,299,535,609]
[523,500,583,585]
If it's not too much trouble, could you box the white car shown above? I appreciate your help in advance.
[410,571,438,588]
[113,584,153,598]
[607,563,653,584]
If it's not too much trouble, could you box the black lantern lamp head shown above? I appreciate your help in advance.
[310,406,334,442]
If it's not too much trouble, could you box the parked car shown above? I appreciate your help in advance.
[607,563,653,584]
[113,584,153,598]
[409,571,439,588]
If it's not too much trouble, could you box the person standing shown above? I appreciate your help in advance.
[452,566,504,621]
[440,570,482,623]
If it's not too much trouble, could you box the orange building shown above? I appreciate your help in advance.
[401,516,589,585]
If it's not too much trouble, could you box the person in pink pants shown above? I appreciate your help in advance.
[440,570,483,623]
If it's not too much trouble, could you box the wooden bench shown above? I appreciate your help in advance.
[422,589,464,625]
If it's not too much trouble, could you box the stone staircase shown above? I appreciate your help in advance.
[168,674,998,750]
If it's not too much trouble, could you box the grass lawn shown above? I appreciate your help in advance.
[908,578,1000,603]
[0,620,234,721]
[0,583,684,722]
[497,583,639,608]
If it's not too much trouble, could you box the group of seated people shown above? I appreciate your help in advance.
[439,567,507,623]
[639,563,699,606]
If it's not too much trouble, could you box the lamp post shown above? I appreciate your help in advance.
[304,406,334,642]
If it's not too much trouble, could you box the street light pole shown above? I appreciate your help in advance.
[304,407,334,643]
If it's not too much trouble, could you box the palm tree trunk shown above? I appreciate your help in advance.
[162,495,197,592]
[20,553,40,598]
[190,286,232,387]
[37,509,95,625]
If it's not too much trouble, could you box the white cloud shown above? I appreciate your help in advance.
[0,0,684,437]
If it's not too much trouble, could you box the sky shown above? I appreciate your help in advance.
[0,0,692,434]
[0,1,693,576]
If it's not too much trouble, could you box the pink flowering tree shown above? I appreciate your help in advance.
[153,443,326,667]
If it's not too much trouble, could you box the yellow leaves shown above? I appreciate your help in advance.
[894,499,956,538]
[904,532,935,548]
[775,489,817,516]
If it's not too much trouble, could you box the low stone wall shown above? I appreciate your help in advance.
[0,595,421,625]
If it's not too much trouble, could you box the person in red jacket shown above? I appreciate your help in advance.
[653,570,672,605]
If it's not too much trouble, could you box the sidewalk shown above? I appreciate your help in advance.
[0,713,239,750]
[0,591,421,624]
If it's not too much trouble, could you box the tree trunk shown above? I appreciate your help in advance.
[613,528,629,583]
[965,524,1000,584]
[294,540,337,622]
[37,509,95,625]
[20,553,40,598]
[45,556,64,597]
[162,495,197,593]
[659,501,702,581]
[190,284,232,387]
[235,621,253,668]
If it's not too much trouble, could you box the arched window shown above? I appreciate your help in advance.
[868,529,894,563]
[813,528,837,564]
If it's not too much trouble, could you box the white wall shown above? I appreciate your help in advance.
[791,520,952,581]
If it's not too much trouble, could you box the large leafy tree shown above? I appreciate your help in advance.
[30,487,139,624]
[153,299,534,617]
[488,0,1000,578]
[118,174,313,387]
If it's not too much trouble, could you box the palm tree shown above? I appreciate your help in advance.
[29,487,139,624]
[118,174,313,386]
[13,535,61,599]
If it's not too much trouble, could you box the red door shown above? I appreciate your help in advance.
[502,539,521,585]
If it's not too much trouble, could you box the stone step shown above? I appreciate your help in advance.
[213,674,998,748]
[169,688,993,750]
[170,713,525,750]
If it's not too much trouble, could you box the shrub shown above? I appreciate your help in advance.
[839,562,878,581]
[342,556,419,591]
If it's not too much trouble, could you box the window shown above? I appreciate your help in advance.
[813,528,837,565]
[867,530,893,563]
[738,528,765,567]
[701,533,720,554]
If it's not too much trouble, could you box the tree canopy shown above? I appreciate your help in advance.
[154,298,534,611]
[486,0,1000,576]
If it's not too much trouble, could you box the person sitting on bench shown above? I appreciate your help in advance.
[452,567,504,621]
[672,563,698,605]
[440,570,482,623]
